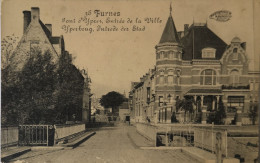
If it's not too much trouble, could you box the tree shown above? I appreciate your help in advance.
[248,105,258,125]
[178,96,194,122]
[214,99,226,125]
[1,35,19,69]
[175,98,182,112]
[1,48,57,124]
[207,98,226,125]
[2,46,84,125]
[100,91,126,115]
[55,51,84,123]
[1,35,20,125]
[171,112,179,123]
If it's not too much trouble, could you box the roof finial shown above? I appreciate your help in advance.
[170,2,172,16]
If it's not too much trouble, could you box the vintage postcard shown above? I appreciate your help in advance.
[1,0,259,162]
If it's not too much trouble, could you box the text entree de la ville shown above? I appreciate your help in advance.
[61,10,162,33]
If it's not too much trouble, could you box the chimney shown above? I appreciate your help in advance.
[45,24,52,36]
[23,11,31,34]
[184,24,189,35]
[31,7,40,22]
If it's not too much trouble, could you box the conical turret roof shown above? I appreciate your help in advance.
[159,15,180,44]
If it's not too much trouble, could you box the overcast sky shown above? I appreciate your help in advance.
[2,0,257,97]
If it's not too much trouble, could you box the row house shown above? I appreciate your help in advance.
[130,8,259,125]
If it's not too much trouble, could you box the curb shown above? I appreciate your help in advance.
[140,146,183,150]
[1,148,31,162]
[61,131,96,148]
[31,146,65,151]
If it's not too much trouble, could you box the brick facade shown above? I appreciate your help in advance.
[129,11,259,125]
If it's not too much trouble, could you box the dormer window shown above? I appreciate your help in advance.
[233,48,238,60]
[202,48,216,59]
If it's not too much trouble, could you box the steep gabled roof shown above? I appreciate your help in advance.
[40,21,62,46]
[180,24,227,60]
[39,20,51,39]
[159,15,180,44]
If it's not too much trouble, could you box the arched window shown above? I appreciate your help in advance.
[168,70,174,84]
[176,70,181,85]
[230,70,239,86]
[156,53,160,59]
[233,48,238,60]
[169,51,173,59]
[200,69,216,85]
[160,52,163,59]
[159,71,164,84]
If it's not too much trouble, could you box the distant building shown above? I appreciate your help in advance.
[91,97,106,115]
[130,8,259,125]
[128,82,139,118]
[119,101,130,121]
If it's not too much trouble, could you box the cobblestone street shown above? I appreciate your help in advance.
[9,123,199,163]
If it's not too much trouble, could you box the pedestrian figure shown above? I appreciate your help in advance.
[146,116,150,123]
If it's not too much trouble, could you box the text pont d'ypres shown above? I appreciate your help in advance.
[61,10,162,34]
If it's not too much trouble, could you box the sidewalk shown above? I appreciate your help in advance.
[126,125,154,148]
[1,146,31,162]
[1,131,95,162]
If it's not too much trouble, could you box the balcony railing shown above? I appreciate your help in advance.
[222,84,250,90]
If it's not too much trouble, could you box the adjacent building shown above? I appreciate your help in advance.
[11,7,61,71]
[130,8,259,125]
[9,7,92,123]
[81,69,92,122]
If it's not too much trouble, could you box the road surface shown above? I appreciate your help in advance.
[10,123,199,163]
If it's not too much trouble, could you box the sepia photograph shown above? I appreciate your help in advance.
[1,0,259,162]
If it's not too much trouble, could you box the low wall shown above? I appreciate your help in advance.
[85,122,114,128]
[194,127,228,156]
[227,137,258,162]
[136,123,157,142]
[54,124,85,140]
[1,126,19,148]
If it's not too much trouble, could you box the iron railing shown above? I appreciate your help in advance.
[18,125,54,146]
